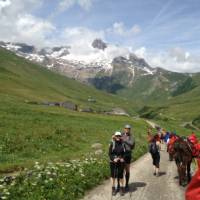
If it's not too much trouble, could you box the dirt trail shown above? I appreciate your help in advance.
[145,120,158,128]
[82,145,185,200]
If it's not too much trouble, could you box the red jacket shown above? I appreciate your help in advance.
[185,159,200,200]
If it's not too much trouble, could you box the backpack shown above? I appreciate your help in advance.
[149,142,159,154]
[111,141,126,153]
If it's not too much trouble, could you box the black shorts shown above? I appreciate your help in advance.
[151,152,160,168]
[124,152,132,164]
[110,162,125,179]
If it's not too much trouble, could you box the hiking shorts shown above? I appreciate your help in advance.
[124,152,132,164]
[110,162,125,179]
[151,152,160,168]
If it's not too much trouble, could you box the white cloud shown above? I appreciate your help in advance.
[57,0,94,12]
[134,47,147,58]
[135,47,200,73]
[0,0,11,11]
[0,0,55,47]
[109,22,141,37]
[56,26,130,64]
[62,27,104,45]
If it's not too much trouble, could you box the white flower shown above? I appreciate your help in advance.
[0,184,4,189]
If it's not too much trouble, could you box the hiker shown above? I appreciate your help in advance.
[121,124,135,191]
[188,132,198,145]
[109,131,126,196]
[185,141,200,199]
[147,127,153,143]
[149,134,161,177]
[164,131,170,144]
[167,133,177,161]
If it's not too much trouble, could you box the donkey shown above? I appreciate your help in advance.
[173,137,193,186]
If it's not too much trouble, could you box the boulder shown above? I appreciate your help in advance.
[91,143,103,150]
[95,149,103,155]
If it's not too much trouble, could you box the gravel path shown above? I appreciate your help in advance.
[82,145,185,200]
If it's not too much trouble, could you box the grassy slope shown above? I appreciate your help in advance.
[0,48,147,172]
[0,48,137,114]
[139,73,200,134]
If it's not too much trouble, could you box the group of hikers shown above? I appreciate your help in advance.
[109,124,200,199]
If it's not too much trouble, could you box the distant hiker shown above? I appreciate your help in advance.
[164,131,170,144]
[147,127,153,143]
[121,124,135,191]
[149,134,161,177]
[167,133,177,161]
[160,129,166,144]
[188,132,198,145]
[109,131,126,196]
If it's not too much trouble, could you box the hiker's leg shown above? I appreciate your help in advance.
[155,153,160,176]
[118,164,125,196]
[110,162,116,187]
[125,164,130,187]
[111,178,116,187]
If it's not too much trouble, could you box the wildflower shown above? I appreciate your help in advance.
[5,192,10,195]
[0,184,4,189]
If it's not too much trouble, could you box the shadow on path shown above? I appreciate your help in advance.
[159,171,166,177]
[129,182,147,192]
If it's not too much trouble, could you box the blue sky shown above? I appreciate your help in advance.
[1,0,200,72]
[34,0,200,51]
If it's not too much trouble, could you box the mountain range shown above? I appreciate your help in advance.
[0,40,198,105]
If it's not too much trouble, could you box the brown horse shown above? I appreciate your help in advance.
[173,137,193,186]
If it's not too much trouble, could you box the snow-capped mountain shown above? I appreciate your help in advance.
[0,39,190,103]
[0,39,156,83]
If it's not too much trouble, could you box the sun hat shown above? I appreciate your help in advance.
[124,124,131,129]
[115,131,122,136]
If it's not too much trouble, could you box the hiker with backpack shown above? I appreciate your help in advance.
[149,134,161,177]
[109,131,126,196]
[121,124,135,191]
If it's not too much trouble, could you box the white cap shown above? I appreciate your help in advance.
[124,124,131,129]
[115,131,122,136]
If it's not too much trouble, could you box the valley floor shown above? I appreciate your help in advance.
[82,145,185,200]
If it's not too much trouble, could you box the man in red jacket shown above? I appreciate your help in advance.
[185,143,200,200]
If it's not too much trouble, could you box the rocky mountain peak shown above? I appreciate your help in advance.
[92,39,107,50]
[129,53,151,68]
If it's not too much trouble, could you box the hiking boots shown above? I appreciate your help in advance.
[112,187,117,196]
[125,185,129,192]
[116,184,120,192]
[120,187,125,196]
